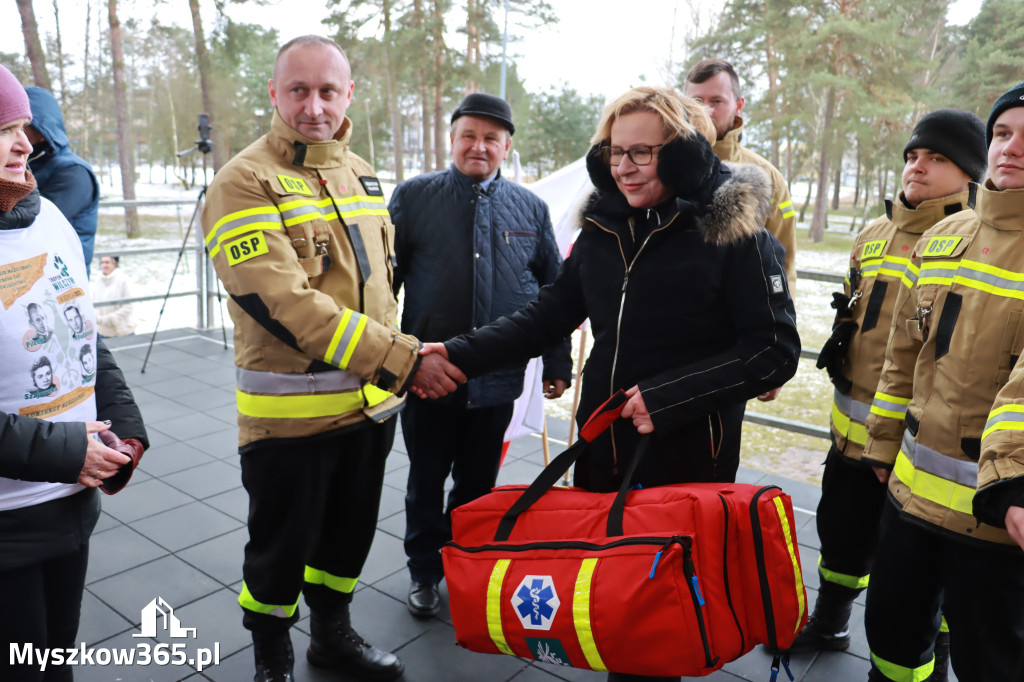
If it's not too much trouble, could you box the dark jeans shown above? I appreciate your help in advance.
[815,445,888,598]
[402,396,514,584]
[865,501,1024,682]
[0,543,90,682]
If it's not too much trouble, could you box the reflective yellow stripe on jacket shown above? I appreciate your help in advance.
[234,366,391,420]
[832,389,871,446]
[983,403,1024,440]
[918,259,1024,299]
[894,432,978,516]
[870,392,910,420]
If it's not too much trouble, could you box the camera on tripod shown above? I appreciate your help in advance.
[178,113,213,157]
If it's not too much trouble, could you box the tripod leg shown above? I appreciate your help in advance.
[141,190,204,373]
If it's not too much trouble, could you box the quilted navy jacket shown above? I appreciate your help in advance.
[390,166,571,408]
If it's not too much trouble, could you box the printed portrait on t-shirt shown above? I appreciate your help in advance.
[79,344,96,383]
[24,302,52,349]
[26,356,59,400]
[62,303,93,340]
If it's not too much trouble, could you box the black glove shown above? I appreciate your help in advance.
[585,143,619,195]
[655,134,722,205]
[816,292,857,392]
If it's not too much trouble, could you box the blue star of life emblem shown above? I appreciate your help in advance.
[511,575,560,631]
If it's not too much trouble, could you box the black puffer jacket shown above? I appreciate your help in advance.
[391,166,571,408]
[446,161,800,492]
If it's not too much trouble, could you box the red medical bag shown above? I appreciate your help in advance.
[441,392,808,677]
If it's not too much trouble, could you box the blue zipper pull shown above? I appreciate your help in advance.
[648,550,663,579]
[690,576,705,606]
[781,655,794,681]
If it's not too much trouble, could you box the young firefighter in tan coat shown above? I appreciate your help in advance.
[200,35,464,682]
[797,110,986,675]
[862,82,1024,682]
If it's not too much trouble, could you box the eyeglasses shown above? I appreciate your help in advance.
[600,144,665,166]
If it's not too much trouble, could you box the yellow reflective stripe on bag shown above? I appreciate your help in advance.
[487,560,514,656]
[573,558,607,671]
[772,497,805,632]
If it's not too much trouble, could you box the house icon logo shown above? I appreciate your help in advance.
[132,597,197,639]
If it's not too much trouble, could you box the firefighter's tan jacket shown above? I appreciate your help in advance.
[201,112,420,448]
[831,191,970,462]
[714,118,797,284]
[864,181,1024,547]
[978,359,1024,525]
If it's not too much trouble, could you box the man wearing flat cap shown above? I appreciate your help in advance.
[389,92,571,617]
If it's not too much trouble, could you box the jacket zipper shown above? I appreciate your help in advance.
[586,212,679,470]
[502,230,536,244]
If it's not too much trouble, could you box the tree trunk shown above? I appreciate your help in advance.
[432,0,446,171]
[809,87,836,242]
[108,0,139,237]
[831,163,841,210]
[421,86,432,172]
[81,0,92,157]
[798,172,813,223]
[17,0,51,89]
[382,0,404,181]
[188,0,226,170]
[852,149,861,208]
[52,0,68,110]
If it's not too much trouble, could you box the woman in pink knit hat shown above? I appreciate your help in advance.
[0,64,149,681]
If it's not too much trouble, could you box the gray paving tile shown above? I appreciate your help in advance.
[138,396,196,422]
[145,376,216,399]
[138,441,217,478]
[391,619,529,681]
[721,643,816,681]
[378,480,407,520]
[176,526,247,586]
[150,413,235,441]
[204,403,239,426]
[511,665,572,680]
[143,426,179,450]
[162,461,242,500]
[94,510,121,534]
[361,528,411,586]
[130,501,243,552]
[86,525,169,584]
[191,427,239,459]
[131,365,183,386]
[496,456,546,487]
[100,477,195,524]
[802,649,871,681]
[79,588,135,645]
[203,486,250,523]
[377,509,406,541]
[88,555,223,624]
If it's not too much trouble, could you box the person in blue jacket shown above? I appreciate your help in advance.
[25,86,100,275]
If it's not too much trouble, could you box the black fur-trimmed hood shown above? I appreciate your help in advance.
[575,162,772,247]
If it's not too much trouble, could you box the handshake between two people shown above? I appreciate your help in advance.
[407,343,651,433]
[407,343,571,403]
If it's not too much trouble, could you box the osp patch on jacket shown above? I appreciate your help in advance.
[225,232,270,266]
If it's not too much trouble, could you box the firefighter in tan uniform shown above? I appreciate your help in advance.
[685,58,797,287]
[862,82,1024,682]
[792,111,987,671]
[200,36,463,682]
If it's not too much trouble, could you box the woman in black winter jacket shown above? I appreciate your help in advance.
[428,86,800,681]
[0,66,148,681]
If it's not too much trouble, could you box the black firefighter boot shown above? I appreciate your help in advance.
[252,628,295,682]
[786,586,854,653]
[307,602,405,681]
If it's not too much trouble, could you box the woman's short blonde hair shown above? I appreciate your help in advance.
[590,86,716,146]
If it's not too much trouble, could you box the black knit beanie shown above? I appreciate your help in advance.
[903,109,987,183]
[987,81,1024,146]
